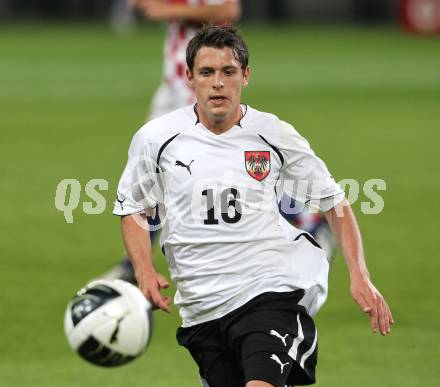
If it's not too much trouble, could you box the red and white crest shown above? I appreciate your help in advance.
[245,151,271,181]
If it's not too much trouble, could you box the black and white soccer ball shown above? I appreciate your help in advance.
[64,279,153,367]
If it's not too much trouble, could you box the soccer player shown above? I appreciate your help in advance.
[113,26,393,387]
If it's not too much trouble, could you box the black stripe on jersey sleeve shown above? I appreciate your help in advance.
[304,193,341,205]
[294,232,322,249]
[258,135,284,167]
[155,133,180,173]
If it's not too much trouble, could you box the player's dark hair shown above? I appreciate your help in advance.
[186,25,249,73]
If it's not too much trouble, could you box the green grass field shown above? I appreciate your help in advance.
[1,23,439,387]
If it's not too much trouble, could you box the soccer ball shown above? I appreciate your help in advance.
[64,279,153,367]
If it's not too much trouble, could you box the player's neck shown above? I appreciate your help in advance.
[196,104,242,135]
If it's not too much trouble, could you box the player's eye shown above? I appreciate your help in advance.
[199,69,212,76]
[224,69,235,76]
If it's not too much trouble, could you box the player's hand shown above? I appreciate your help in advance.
[137,270,171,313]
[350,273,394,336]
[133,0,175,21]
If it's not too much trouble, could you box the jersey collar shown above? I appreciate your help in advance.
[190,103,249,128]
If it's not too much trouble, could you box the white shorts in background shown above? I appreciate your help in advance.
[149,82,195,120]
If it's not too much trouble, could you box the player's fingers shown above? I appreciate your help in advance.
[370,309,379,333]
[150,282,171,313]
[157,274,170,289]
[367,296,379,333]
[360,295,372,313]
[149,298,169,312]
[138,281,152,301]
[355,292,379,333]
[158,296,171,313]
[149,286,166,310]
[382,299,394,333]
[384,301,395,324]
[163,296,171,307]
[377,299,389,336]
[353,292,371,313]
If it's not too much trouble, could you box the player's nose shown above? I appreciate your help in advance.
[212,71,224,89]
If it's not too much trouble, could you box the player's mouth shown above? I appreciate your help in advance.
[209,95,227,105]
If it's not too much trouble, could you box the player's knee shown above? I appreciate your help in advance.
[246,381,274,387]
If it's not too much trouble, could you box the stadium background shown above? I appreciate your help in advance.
[1,0,439,386]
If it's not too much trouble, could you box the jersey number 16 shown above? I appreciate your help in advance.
[202,188,242,225]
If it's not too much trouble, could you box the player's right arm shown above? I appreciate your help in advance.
[113,124,172,313]
[121,213,171,313]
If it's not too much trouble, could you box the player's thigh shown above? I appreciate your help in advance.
[199,351,243,387]
[246,380,275,387]
[238,331,294,387]
[236,311,317,387]
[177,324,243,387]
[184,346,243,387]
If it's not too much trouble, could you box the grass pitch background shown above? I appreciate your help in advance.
[0,23,439,387]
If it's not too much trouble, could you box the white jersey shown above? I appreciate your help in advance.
[114,104,344,326]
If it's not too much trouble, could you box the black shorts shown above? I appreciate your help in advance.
[176,290,318,387]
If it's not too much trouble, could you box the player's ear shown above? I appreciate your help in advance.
[186,68,194,89]
[242,66,250,87]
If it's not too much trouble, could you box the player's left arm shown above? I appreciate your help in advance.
[132,0,241,23]
[324,199,394,336]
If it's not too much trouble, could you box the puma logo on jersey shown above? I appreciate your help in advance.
[175,160,194,175]
[116,195,126,210]
[270,330,289,347]
[270,354,289,374]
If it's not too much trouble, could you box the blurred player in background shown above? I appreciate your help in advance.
[133,0,241,118]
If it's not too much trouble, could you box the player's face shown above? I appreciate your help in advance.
[187,46,249,127]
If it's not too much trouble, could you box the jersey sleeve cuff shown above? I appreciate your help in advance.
[307,191,345,212]
[112,200,157,217]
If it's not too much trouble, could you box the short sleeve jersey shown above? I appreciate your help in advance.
[114,104,344,327]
